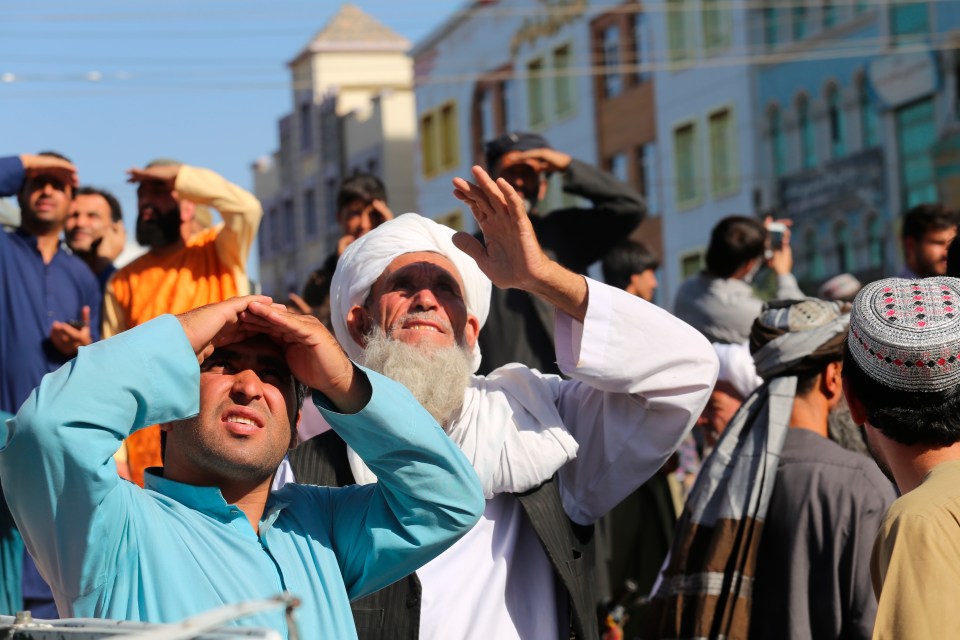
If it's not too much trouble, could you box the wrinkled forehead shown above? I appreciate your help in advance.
[215,335,287,366]
[371,251,466,295]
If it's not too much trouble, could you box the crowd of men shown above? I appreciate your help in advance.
[0,135,959,640]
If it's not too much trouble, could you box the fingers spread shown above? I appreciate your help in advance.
[452,232,486,265]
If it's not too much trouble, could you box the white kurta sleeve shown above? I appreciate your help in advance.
[555,278,718,525]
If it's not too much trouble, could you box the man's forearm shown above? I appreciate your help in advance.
[524,261,589,323]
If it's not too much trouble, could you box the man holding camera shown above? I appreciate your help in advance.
[674,215,803,345]
[476,132,645,375]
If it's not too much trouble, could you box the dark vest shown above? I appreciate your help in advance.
[288,431,599,640]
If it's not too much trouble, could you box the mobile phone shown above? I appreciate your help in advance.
[67,319,86,330]
[767,222,787,251]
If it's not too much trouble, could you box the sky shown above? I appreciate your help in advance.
[0,0,449,272]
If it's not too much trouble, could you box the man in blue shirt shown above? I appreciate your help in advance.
[0,295,484,638]
[0,152,102,617]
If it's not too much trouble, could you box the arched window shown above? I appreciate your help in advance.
[798,95,816,169]
[770,106,786,177]
[827,85,846,158]
[859,75,880,148]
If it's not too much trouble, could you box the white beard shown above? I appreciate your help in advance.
[358,326,472,429]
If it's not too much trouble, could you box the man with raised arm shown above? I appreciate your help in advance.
[103,159,263,485]
[282,166,718,640]
[0,152,100,618]
[0,296,484,638]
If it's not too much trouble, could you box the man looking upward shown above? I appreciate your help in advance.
[104,159,262,484]
[0,295,484,637]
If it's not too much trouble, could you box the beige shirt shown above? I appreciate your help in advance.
[871,459,960,639]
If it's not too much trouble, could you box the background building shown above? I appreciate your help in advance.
[253,4,416,297]
[754,0,960,291]
[410,0,660,256]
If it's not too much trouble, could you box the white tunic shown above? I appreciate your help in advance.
[283,278,719,639]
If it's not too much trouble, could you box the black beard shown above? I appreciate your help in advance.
[136,205,181,248]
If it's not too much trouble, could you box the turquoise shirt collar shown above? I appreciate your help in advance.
[144,468,290,530]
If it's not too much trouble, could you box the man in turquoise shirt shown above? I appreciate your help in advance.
[0,295,484,638]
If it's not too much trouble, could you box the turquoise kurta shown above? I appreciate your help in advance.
[0,315,483,638]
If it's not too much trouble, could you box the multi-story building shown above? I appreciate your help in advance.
[254,4,416,296]
[648,0,762,305]
[753,0,960,290]
[411,0,661,256]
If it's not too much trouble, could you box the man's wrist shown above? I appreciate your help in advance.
[315,364,372,415]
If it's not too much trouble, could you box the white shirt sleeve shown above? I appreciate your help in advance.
[554,278,718,525]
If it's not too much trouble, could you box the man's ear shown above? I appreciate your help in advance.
[842,377,868,425]
[463,314,480,350]
[179,199,196,223]
[823,361,843,398]
[346,305,371,347]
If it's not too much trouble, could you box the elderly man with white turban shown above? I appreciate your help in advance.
[283,166,719,640]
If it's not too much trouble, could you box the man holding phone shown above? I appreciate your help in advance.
[674,215,803,344]
[0,152,101,619]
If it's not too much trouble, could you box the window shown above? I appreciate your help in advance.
[553,45,574,115]
[282,199,295,249]
[765,7,779,47]
[636,144,660,213]
[422,102,460,176]
[827,86,846,159]
[421,112,437,176]
[674,122,699,205]
[500,79,512,132]
[601,26,622,98]
[798,96,816,169]
[608,153,629,183]
[680,251,704,278]
[890,1,929,41]
[770,107,787,177]
[867,213,886,268]
[823,0,836,28]
[896,98,938,209]
[709,108,737,195]
[299,102,312,151]
[667,0,690,62]
[860,80,880,148]
[633,13,651,83]
[792,3,807,40]
[325,178,338,229]
[303,188,317,237]
[702,0,731,51]
[269,206,282,254]
[527,58,547,127]
[439,102,458,169]
[855,0,868,13]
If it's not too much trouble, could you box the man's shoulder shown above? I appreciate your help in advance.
[780,430,894,500]
[885,461,960,525]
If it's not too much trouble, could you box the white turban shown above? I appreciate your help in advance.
[712,342,763,400]
[331,213,492,372]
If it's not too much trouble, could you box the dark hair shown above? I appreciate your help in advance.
[37,150,72,164]
[842,342,960,446]
[705,216,766,278]
[76,186,123,223]
[336,174,386,213]
[901,203,957,241]
[602,240,660,290]
[483,131,552,171]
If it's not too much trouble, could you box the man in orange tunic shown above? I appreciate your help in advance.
[103,160,262,484]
